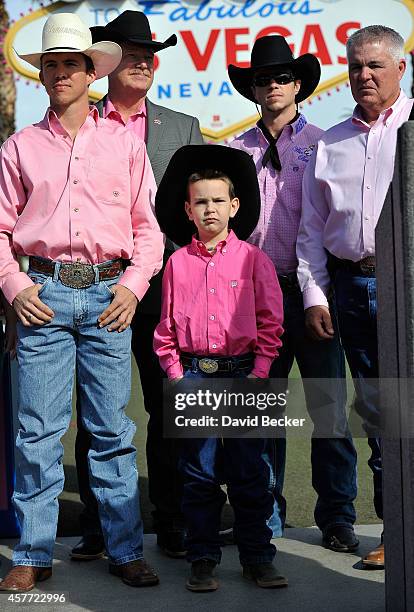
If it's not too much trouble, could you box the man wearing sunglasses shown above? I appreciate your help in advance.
[228,36,358,553]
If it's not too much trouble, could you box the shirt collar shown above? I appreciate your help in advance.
[352,89,407,128]
[255,112,307,144]
[44,105,99,137]
[103,97,147,121]
[190,229,238,256]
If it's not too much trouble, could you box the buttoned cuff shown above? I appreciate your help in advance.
[117,268,150,302]
[252,355,273,378]
[302,286,329,310]
[166,361,184,380]
[2,273,34,305]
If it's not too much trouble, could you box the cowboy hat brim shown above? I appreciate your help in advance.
[155,145,261,247]
[17,41,122,80]
[228,53,321,103]
[90,26,177,51]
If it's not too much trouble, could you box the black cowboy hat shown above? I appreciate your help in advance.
[228,36,321,104]
[91,10,177,52]
[155,145,261,247]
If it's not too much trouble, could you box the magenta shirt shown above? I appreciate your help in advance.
[297,90,414,309]
[0,106,163,304]
[103,97,147,142]
[229,115,323,274]
[153,231,284,379]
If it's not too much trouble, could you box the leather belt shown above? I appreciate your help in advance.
[277,272,299,293]
[181,353,254,375]
[336,256,376,276]
[29,257,125,289]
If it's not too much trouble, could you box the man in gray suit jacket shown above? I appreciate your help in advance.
[72,11,203,562]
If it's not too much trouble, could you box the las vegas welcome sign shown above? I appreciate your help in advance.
[4,0,414,141]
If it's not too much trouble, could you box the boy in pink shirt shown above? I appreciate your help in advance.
[154,145,286,591]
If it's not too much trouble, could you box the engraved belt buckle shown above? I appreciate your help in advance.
[198,358,219,374]
[59,263,95,289]
[360,257,375,275]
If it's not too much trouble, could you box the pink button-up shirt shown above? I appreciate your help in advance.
[103,97,147,142]
[0,106,163,304]
[153,231,284,379]
[229,116,323,274]
[297,90,414,309]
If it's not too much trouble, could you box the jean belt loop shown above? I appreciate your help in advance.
[52,261,61,282]
[191,357,199,373]
[93,265,100,284]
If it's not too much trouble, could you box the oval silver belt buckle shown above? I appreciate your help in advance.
[198,358,219,374]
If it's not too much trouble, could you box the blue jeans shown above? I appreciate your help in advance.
[12,264,144,567]
[179,361,276,565]
[333,268,382,519]
[268,286,357,534]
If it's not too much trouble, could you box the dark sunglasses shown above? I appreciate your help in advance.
[253,73,295,87]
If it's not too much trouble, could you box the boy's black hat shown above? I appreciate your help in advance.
[90,10,177,52]
[155,145,261,247]
[228,35,321,103]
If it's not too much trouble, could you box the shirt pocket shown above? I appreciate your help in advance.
[227,279,255,316]
[88,159,129,206]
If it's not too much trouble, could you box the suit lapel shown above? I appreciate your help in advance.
[146,99,166,160]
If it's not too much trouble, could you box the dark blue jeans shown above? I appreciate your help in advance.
[333,269,382,519]
[269,286,357,533]
[179,361,276,565]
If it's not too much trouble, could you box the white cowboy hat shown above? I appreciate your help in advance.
[16,13,121,79]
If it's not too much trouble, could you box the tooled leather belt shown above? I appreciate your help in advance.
[29,257,125,289]
[336,256,376,276]
[181,353,254,374]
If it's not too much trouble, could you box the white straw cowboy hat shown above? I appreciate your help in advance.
[17,13,122,79]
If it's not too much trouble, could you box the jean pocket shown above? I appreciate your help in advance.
[101,276,121,297]
[27,273,51,297]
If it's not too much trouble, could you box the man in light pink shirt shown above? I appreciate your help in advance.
[297,25,414,569]
[0,14,163,592]
[70,12,203,561]
[228,36,358,553]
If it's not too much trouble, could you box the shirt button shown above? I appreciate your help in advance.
[209,262,215,267]
[222,248,227,253]
[367,156,372,160]
[364,215,370,220]
[212,344,217,349]
[73,179,79,184]
[366,185,371,190]
[210,315,215,320]
[210,288,215,293]
[75,231,80,236]
[74,208,79,212]
[74,156,79,161]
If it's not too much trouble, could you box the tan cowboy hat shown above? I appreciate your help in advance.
[17,13,122,80]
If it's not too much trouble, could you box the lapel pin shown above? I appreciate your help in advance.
[154,119,162,124]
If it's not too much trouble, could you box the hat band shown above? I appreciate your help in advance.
[44,46,82,52]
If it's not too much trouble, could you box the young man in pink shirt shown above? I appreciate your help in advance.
[153,145,286,591]
[228,36,358,552]
[0,14,163,592]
